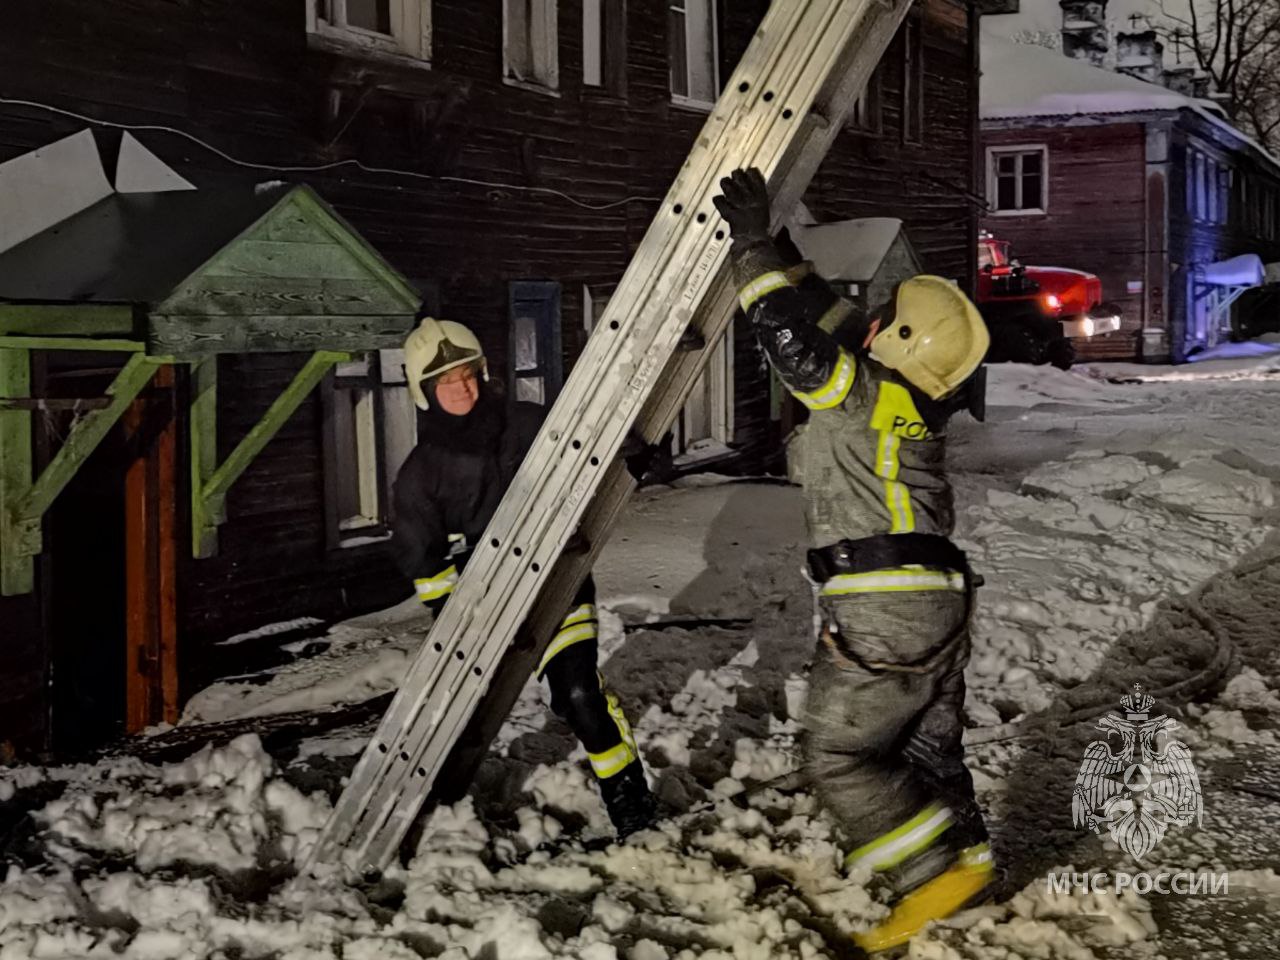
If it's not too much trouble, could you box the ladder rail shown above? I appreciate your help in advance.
[310,0,916,876]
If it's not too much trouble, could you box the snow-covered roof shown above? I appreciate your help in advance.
[980,28,1280,170]
[981,29,1193,121]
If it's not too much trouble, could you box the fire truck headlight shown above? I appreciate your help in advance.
[1044,293,1062,312]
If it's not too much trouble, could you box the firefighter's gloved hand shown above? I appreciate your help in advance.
[774,225,805,267]
[713,167,772,244]
[619,428,662,482]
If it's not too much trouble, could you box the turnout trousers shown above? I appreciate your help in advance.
[536,576,640,782]
[804,584,989,890]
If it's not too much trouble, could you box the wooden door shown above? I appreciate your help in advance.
[123,364,178,732]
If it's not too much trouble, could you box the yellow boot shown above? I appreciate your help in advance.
[853,844,995,953]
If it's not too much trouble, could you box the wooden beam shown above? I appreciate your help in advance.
[15,355,161,522]
[0,348,34,595]
[190,358,218,559]
[0,304,135,337]
[149,314,410,358]
[0,397,112,411]
[193,351,346,557]
[0,336,146,352]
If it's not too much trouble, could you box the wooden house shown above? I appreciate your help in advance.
[979,27,1280,362]
[0,0,983,758]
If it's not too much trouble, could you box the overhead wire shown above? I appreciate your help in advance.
[0,96,666,212]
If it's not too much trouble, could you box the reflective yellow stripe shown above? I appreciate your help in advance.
[875,429,915,533]
[565,674,638,779]
[537,621,599,673]
[816,297,855,336]
[604,677,639,760]
[737,270,791,310]
[794,349,856,410]
[845,804,954,873]
[821,567,966,596]
[560,604,595,628]
[960,842,994,868]
[785,261,814,284]
[414,565,458,602]
[588,741,635,778]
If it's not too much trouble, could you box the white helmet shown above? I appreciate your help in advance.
[405,317,488,410]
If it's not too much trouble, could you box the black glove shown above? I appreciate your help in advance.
[713,167,772,244]
[774,225,805,267]
[619,428,663,482]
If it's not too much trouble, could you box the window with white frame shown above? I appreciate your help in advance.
[847,65,882,135]
[1187,148,1231,225]
[505,0,560,91]
[901,17,923,143]
[987,146,1047,214]
[583,0,627,96]
[307,0,431,61]
[669,0,718,107]
[326,351,417,546]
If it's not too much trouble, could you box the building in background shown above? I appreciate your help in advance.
[0,0,982,758]
[980,5,1280,362]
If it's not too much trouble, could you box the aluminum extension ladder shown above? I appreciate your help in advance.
[309,0,914,877]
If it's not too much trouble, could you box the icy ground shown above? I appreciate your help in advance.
[4,362,1280,959]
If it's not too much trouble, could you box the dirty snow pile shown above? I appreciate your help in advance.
[4,363,1280,959]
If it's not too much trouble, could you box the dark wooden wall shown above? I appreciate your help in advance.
[0,0,976,753]
[980,121,1148,360]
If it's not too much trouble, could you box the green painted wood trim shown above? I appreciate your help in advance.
[194,351,346,557]
[0,336,146,352]
[288,187,422,309]
[0,348,34,595]
[0,304,135,336]
[149,313,411,358]
[190,358,219,559]
[16,355,161,522]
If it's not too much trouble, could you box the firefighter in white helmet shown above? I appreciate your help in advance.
[714,168,993,951]
[392,313,655,837]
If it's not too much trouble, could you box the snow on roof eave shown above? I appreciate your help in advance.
[979,28,1280,172]
[1186,104,1280,173]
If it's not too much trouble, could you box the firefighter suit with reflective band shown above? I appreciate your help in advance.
[731,237,991,906]
[390,390,640,786]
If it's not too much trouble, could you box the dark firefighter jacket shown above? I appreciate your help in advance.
[390,393,546,606]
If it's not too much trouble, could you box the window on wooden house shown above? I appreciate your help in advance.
[510,282,564,406]
[669,0,719,108]
[847,65,883,135]
[1206,157,1219,223]
[505,0,560,91]
[901,17,924,143]
[1190,150,1211,222]
[325,352,417,547]
[1218,166,1231,226]
[307,0,431,61]
[583,0,627,96]
[987,146,1047,214]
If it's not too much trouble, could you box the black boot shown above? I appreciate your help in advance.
[599,763,656,838]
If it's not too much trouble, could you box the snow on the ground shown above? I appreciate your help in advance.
[4,363,1280,959]
[1080,334,1280,383]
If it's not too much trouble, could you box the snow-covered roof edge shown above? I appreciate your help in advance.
[980,29,1280,172]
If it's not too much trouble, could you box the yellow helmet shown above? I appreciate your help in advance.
[405,317,488,410]
[868,276,989,400]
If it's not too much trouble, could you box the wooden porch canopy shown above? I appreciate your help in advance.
[0,182,420,595]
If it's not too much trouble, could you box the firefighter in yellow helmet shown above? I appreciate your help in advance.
[392,314,655,837]
[714,168,993,951]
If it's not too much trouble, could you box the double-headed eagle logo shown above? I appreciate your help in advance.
[1071,683,1203,860]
